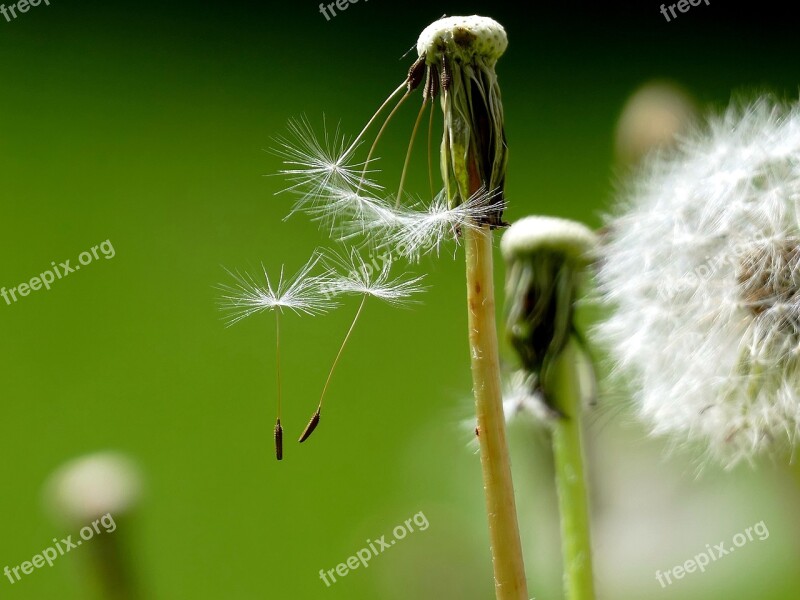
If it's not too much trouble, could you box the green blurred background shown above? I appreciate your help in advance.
[2,1,800,598]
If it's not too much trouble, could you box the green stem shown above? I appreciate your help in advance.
[86,525,139,600]
[550,340,595,600]
[465,225,529,600]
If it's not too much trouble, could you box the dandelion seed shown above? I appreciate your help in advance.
[218,252,334,323]
[376,188,507,259]
[274,419,284,461]
[272,117,383,219]
[323,249,427,305]
[298,250,426,442]
[218,253,335,460]
[309,183,398,236]
[596,96,800,468]
[298,408,320,443]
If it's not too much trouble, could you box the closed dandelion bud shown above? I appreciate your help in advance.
[502,216,598,412]
[417,15,509,225]
[596,97,800,467]
[503,217,599,597]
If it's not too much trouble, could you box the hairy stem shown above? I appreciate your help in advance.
[465,225,528,600]
[550,340,595,600]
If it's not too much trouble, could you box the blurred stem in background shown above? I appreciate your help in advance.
[44,452,143,600]
[502,216,599,600]
[550,340,595,600]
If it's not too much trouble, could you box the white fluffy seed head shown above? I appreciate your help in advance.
[417,15,507,66]
[596,97,800,468]
[45,452,142,525]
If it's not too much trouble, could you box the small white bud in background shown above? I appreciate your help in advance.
[44,452,142,526]
[502,216,598,412]
[614,80,698,166]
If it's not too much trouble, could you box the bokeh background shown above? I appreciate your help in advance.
[2,1,800,598]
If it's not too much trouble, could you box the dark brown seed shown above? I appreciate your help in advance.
[298,409,321,443]
[407,56,426,92]
[425,64,440,100]
[274,419,284,461]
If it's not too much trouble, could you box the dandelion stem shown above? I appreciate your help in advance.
[464,225,529,600]
[396,98,429,208]
[550,340,595,600]
[299,294,368,442]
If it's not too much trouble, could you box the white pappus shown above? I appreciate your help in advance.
[596,97,800,468]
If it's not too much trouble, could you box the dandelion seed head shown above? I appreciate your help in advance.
[595,96,800,468]
[417,15,507,65]
[218,253,335,324]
